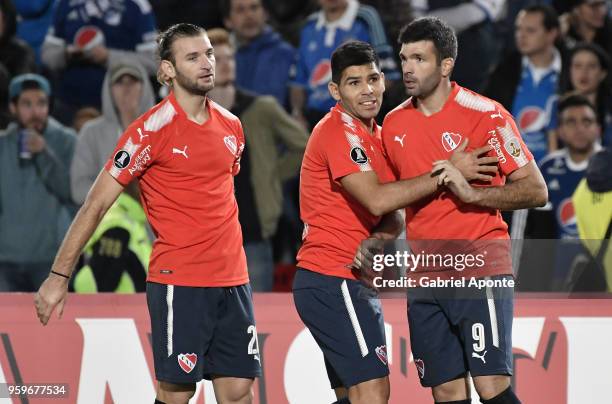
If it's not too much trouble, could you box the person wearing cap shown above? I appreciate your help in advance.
[70,57,155,205]
[572,147,612,291]
[69,57,155,294]
[0,73,76,291]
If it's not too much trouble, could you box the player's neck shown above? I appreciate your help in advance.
[208,85,236,111]
[341,107,375,133]
[174,87,210,125]
[416,79,452,117]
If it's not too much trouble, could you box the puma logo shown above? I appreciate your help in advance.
[490,111,503,120]
[394,134,406,147]
[172,145,188,159]
[472,350,487,364]
[137,127,148,142]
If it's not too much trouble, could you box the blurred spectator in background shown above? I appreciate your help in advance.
[560,43,612,145]
[0,74,75,291]
[41,0,157,124]
[263,0,319,47]
[208,28,309,291]
[71,180,150,293]
[71,59,155,205]
[71,106,101,132]
[0,63,11,129]
[360,0,413,56]
[14,0,55,66]
[222,0,296,108]
[0,0,36,77]
[564,0,612,57]
[289,0,399,129]
[485,4,562,163]
[412,0,506,92]
[539,94,601,239]
[572,147,612,291]
[150,0,223,31]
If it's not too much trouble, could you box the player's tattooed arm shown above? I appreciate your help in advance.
[433,160,548,210]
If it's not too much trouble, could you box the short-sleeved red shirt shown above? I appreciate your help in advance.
[104,92,248,287]
[297,104,394,279]
[382,84,533,275]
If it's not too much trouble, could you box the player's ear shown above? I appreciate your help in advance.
[328,81,341,102]
[441,57,454,78]
[160,59,176,80]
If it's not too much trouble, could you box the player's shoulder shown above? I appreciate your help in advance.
[209,98,241,126]
[383,98,414,129]
[136,96,179,134]
[452,85,499,115]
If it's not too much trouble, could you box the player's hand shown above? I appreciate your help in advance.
[432,160,477,203]
[449,139,499,182]
[34,273,69,326]
[349,236,384,290]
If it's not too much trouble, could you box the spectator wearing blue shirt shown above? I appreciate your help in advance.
[222,0,296,109]
[41,0,157,124]
[289,0,399,129]
[485,4,563,164]
[14,0,55,66]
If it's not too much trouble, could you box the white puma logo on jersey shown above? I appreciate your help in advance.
[137,127,148,142]
[172,145,188,159]
[394,134,406,147]
[472,350,487,364]
[490,111,504,120]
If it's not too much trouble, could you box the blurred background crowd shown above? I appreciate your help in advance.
[0,0,610,294]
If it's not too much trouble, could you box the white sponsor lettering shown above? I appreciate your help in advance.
[128,145,152,175]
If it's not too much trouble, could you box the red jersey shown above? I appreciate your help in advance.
[382,84,533,275]
[104,92,248,287]
[297,104,394,279]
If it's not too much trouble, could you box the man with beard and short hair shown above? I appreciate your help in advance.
[34,23,261,404]
[0,73,76,291]
[381,17,548,404]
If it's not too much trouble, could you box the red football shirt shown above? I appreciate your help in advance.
[297,104,394,279]
[382,83,533,276]
[104,92,248,287]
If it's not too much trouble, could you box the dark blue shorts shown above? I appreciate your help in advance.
[292,269,389,389]
[407,276,514,387]
[147,282,262,384]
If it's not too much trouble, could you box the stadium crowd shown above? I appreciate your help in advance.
[0,0,611,293]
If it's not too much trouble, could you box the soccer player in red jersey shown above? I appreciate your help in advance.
[381,18,548,404]
[34,24,260,404]
[294,41,497,404]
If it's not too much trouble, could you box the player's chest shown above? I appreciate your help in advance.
[156,130,241,177]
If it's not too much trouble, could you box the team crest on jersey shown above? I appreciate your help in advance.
[224,135,238,155]
[177,353,197,373]
[350,146,368,165]
[441,132,462,152]
[504,139,522,158]
[415,358,425,379]
[375,345,388,365]
[113,150,131,169]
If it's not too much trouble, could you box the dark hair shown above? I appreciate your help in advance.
[157,23,207,85]
[569,42,611,73]
[157,23,207,64]
[522,4,560,31]
[331,40,380,84]
[398,17,457,64]
[11,80,46,103]
[558,93,598,121]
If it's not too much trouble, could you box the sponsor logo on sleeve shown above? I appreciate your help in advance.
[128,145,152,175]
[487,130,507,164]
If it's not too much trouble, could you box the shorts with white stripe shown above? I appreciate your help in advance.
[292,269,389,389]
[146,281,261,384]
[407,275,514,387]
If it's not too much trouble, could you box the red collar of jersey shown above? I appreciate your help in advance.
[403,81,462,115]
[331,103,381,139]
